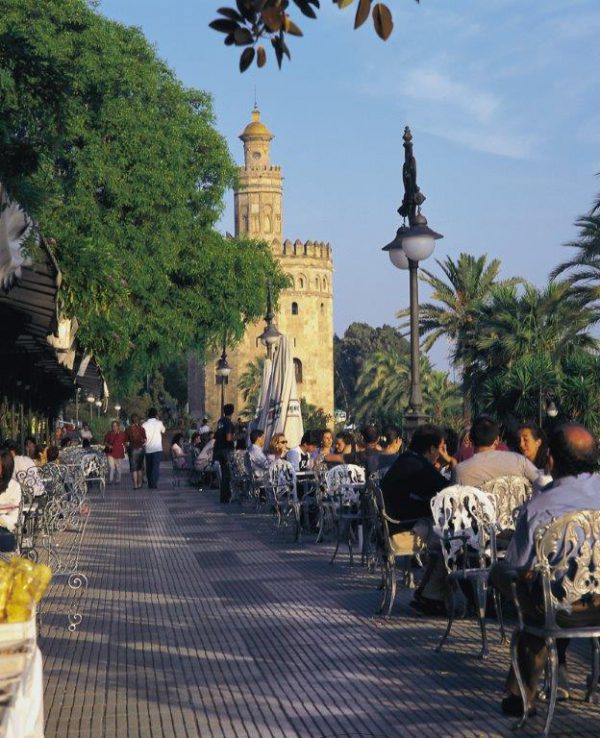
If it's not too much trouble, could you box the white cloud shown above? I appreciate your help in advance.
[402,68,500,123]
[423,123,535,161]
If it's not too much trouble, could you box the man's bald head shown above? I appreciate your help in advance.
[548,423,598,478]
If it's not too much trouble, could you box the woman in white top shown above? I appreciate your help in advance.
[0,448,21,552]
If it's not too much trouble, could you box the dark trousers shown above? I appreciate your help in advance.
[0,527,16,552]
[214,450,232,503]
[145,452,162,489]
[491,560,600,701]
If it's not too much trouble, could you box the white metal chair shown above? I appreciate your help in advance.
[326,464,366,565]
[481,475,533,534]
[265,459,300,542]
[431,485,498,658]
[510,509,600,738]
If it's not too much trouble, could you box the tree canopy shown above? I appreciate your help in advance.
[210,0,419,71]
[1,0,286,396]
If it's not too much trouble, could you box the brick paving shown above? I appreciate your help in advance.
[40,466,600,737]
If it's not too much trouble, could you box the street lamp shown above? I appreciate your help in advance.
[86,394,95,421]
[114,404,122,418]
[258,281,282,359]
[95,399,102,418]
[382,126,443,433]
[215,334,231,417]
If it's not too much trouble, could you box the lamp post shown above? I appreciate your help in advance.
[258,281,282,359]
[95,399,102,418]
[382,126,443,434]
[86,394,95,421]
[114,404,122,420]
[215,334,231,417]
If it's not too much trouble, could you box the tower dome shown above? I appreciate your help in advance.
[240,107,273,142]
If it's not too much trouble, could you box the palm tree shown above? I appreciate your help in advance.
[423,370,462,425]
[550,192,600,295]
[354,350,411,423]
[237,356,265,419]
[397,252,521,421]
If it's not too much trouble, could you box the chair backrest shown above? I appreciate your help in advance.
[325,464,366,506]
[431,485,497,571]
[534,509,600,625]
[267,459,297,501]
[481,475,532,532]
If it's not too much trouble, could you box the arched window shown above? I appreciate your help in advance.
[320,302,325,315]
[298,277,305,289]
[291,302,299,315]
[322,277,328,292]
[293,358,303,384]
[314,276,321,291]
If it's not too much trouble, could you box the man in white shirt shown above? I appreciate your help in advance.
[287,431,318,472]
[143,408,166,489]
[0,448,22,551]
[198,417,211,435]
[454,415,543,488]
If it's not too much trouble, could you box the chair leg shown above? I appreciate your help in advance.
[492,585,506,644]
[543,638,559,738]
[510,629,530,729]
[436,580,456,653]
[386,560,397,617]
[474,577,489,660]
[586,637,600,702]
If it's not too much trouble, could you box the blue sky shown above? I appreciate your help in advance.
[99,0,600,371]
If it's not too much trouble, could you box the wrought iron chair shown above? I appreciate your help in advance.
[481,475,533,535]
[326,464,366,565]
[81,452,106,498]
[265,459,301,542]
[431,485,498,659]
[367,478,428,616]
[510,509,600,738]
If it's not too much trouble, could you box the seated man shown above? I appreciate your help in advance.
[454,415,542,488]
[382,424,452,612]
[286,431,318,472]
[247,429,270,477]
[491,423,600,716]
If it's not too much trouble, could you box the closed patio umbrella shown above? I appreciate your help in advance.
[258,335,303,448]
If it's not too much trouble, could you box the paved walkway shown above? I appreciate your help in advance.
[40,467,600,737]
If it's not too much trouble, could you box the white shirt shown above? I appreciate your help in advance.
[286,446,312,472]
[143,418,166,454]
[0,479,22,532]
[248,443,270,472]
[198,424,211,434]
[12,454,34,479]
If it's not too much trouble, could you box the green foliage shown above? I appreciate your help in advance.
[300,398,332,430]
[334,322,409,416]
[210,1,420,71]
[237,356,266,420]
[0,0,285,398]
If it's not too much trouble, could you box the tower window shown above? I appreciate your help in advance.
[291,302,299,315]
[320,302,325,314]
[298,277,304,289]
[323,277,328,292]
[293,358,303,384]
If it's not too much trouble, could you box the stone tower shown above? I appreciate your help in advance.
[195,108,334,424]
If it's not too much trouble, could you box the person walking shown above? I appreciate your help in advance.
[143,408,165,489]
[213,403,235,503]
[104,420,127,485]
[125,414,146,489]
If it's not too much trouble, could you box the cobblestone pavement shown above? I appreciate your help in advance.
[40,467,600,738]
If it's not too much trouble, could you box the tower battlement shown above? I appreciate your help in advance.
[272,239,333,261]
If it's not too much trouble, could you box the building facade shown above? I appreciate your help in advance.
[192,108,334,423]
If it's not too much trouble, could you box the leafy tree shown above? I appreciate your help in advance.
[210,0,419,71]
[334,322,409,417]
[300,398,332,430]
[397,252,521,421]
[1,0,286,397]
[423,370,462,425]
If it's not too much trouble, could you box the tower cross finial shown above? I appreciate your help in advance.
[254,86,258,110]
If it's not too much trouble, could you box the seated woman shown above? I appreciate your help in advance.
[267,433,289,462]
[517,422,547,470]
[0,448,22,552]
[170,433,187,469]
